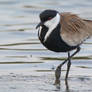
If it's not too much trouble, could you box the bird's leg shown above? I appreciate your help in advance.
[54,58,68,85]
[54,47,80,85]
[65,52,71,81]
[65,79,70,92]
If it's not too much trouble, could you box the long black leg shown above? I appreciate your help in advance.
[65,80,70,92]
[65,52,71,81]
[65,52,71,92]
[54,47,80,85]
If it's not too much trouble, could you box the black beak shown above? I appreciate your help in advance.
[36,22,43,29]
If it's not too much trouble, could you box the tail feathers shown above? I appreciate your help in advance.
[84,19,92,24]
[84,19,92,36]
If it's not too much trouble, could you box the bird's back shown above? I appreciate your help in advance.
[60,12,92,46]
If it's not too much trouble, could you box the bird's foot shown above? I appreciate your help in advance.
[54,79,61,89]
[54,79,60,85]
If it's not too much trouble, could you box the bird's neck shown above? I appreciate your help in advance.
[39,23,60,44]
[44,13,61,42]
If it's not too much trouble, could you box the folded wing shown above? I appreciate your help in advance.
[60,13,92,46]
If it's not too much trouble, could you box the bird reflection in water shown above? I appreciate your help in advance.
[54,80,70,92]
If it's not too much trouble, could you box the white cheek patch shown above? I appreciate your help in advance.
[44,13,60,42]
[38,26,42,37]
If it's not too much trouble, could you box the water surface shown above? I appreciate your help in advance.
[0,0,92,92]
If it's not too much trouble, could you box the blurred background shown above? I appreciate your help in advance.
[0,0,92,71]
[0,0,92,92]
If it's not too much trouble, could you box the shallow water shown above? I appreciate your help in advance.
[0,0,92,92]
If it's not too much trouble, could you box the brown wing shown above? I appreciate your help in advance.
[60,12,92,46]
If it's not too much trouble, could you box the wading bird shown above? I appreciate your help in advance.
[36,10,92,85]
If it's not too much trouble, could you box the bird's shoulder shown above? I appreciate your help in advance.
[60,12,86,33]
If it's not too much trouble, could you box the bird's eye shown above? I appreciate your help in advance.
[48,17,52,20]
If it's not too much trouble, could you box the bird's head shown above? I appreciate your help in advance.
[36,9,60,29]
[36,10,60,42]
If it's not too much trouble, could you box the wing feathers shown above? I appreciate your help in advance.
[60,13,92,46]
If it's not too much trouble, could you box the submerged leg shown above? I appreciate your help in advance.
[54,58,67,85]
[54,47,80,85]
